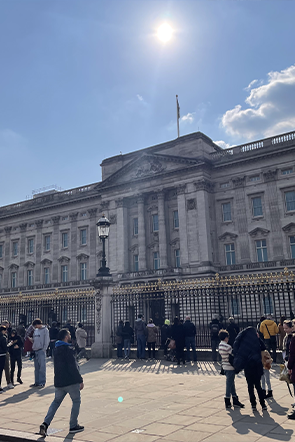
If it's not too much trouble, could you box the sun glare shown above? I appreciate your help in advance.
[157,23,173,42]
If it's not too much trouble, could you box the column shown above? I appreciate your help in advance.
[232,177,250,263]
[116,199,128,273]
[51,216,60,282]
[3,226,12,287]
[158,191,167,268]
[177,185,189,267]
[137,195,147,271]
[88,208,98,278]
[195,180,213,266]
[35,220,43,283]
[70,213,79,282]
[19,223,27,286]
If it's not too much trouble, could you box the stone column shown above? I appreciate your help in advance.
[232,177,250,263]
[88,208,98,278]
[116,199,128,273]
[3,226,12,287]
[177,185,189,267]
[137,195,147,271]
[157,191,167,268]
[35,220,43,283]
[91,277,113,358]
[195,180,214,266]
[19,223,27,286]
[51,216,60,282]
[70,213,79,281]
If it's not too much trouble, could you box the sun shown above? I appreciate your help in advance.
[157,23,173,42]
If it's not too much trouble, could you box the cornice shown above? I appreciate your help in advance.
[249,227,270,238]
[282,223,295,233]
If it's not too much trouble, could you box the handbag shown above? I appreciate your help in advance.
[279,364,292,384]
[168,339,176,350]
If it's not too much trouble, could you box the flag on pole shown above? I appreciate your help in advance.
[176,95,180,138]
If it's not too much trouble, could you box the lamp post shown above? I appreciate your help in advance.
[96,214,111,276]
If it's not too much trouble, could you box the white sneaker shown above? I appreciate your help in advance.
[7,383,14,389]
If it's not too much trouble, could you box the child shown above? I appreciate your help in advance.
[261,349,273,398]
[218,329,244,409]
[8,329,23,385]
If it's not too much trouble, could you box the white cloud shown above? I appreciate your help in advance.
[136,94,143,102]
[180,112,195,124]
[214,140,231,149]
[221,64,295,140]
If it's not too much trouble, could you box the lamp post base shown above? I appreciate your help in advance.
[96,267,111,277]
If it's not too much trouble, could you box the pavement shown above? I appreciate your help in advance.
[0,357,295,442]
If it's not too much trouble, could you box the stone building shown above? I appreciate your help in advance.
[0,130,295,348]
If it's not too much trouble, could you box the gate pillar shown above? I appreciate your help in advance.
[91,276,114,358]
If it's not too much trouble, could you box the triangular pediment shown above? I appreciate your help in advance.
[76,253,89,260]
[218,232,238,242]
[96,153,200,189]
[41,258,52,265]
[58,255,70,263]
[249,227,270,238]
[24,261,35,267]
[282,223,295,233]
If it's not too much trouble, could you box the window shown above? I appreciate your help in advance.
[220,182,230,188]
[175,249,181,268]
[252,197,263,217]
[62,216,69,221]
[13,242,18,257]
[0,244,3,258]
[11,272,17,288]
[133,254,139,272]
[62,232,68,248]
[256,239,268,262]
[80,262,87,280]
[263,296,273,315]
[133,218,138,235]
[44,267,50,284]
[249,176,260,182]
[225,243,236,265]
[28,238,34,254]
[282,168,293,175]
[27,270,33,286]
[153,252,160,270]
[173,210,179,228]
[290,236,295,259]
[81,212,87,217]
[152,214,159,232]
[231,297,240,316]
[80,229,87,245]
[61,265,68,282]
[285,191,295,211]
[222,202,231,222]
[44,235,51,251]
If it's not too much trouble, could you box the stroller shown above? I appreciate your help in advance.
[164,338,177,362]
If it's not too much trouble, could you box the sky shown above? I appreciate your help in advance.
[1,0,295,206]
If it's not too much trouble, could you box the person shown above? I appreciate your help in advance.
[257,316,266,340]
[31,319,50,388]
[233,326,267,411]
[8,329,23,385]
[134,314,146,360]
[287,328,295,420]
[261,347,273,399]
[122,321,133,360]
[278,316,287,350]
[76,323,89,360]
[39,329,84,436]
[226,317,239,347]
[0,321,14,389]
[218,329,244,409]
[0,326,8,392]
[260,315,279,363]
[49,322,59,358]
[64,319,76,345]
[24,323,34,358]
[146,319,158,360]
[283,319,295,361]
[209,315,221,362]
[115,320,124,358]
[161,320,171,358]
[171,317,185,365]
[183,316,197,362]
[16,321,26,347]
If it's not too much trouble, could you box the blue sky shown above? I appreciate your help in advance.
[1,0,295,206]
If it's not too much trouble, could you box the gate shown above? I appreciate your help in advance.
[111,268,295,348]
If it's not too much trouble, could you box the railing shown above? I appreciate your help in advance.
[0,279,93,295]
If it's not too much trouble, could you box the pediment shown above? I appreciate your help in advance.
[218,232,238,242]
[58,255,70,263]
[249,227,270,238]
[97,153,200,188]
[24,261,35,267]
[76,253,89,260]
[9,263,19,270]
[0,266,4,271]
[41,258,52,265]
[282,223,295,233]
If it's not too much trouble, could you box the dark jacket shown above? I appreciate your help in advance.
[134,319,146,337]
[288,336,295,383]
[49,326,59,340]
[233,326,264,376]
[171,324,185,347]
[122,325,133,341]
[161,324,172,343]
[209,319,221,340]
[183,320,196,338]
[0,335,7,356]
[227,322,239,347]
[53,341,83,388]
[8,335,23,357]
[65,323,76,340]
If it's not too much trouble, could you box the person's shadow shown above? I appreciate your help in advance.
[0,384,54,407]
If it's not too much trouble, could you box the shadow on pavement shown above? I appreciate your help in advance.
[0,384,55,406]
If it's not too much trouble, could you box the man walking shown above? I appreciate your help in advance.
[134,314,146,359]
[39,329,84,436]
[260,315,279,363]
[183,316,197,362]
[31,319,50,387]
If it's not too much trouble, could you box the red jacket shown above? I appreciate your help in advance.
[287,335,295,383]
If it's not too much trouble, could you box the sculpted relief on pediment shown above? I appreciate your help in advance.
[131,157,166,179]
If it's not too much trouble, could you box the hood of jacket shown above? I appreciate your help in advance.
[55,340,71,348]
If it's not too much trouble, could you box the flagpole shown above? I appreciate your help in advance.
[176,95,180,138]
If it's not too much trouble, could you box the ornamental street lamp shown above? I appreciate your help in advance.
[96,214,111,276]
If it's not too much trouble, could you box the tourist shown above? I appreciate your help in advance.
[257,316,266,340]
[183,316,197,362]
[233,326,267,411]
[226,317,239,347]
[8,329,23,385]
[24,323,34,358]
[64,319,76,345]
[260,315,279,363]
[161,319,171,358]
[122,321,133,360]
[31,319,50,388]
[16,321,26,347]
[39,329,84,436]
[171,317,185,366]
[278,315,287,350]
[115,320,124,358]
[0,320,14,389]
[261,347,273,398]
[49,322,59,358]
[146,318,158,360]
[0,326,8,393]
[134,314,146,360]
[209,315,221,362]
[287,330,295,419]
[283,320,295,361]
[76,323,89,360]
[218,329,244,408]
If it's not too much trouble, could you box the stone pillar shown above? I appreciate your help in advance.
[19,223,27,286]
[51,216,60,282]
[91,276,113,358]
[3,227,12,287]
[195,180,214,266]
[177,185,189,267]
[88,208,98,278]
[137,195,147,270]
[116,199,128,273]
[70,213,79,281]
[157,191,167,268]
[232,177,250,263]
[35,220,43,283]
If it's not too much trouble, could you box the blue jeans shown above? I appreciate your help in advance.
[34,349,46,385]
[137,335,146,359]
[44,383,81,429]
[185,336,197,361]
[124,339,131,357]
[225,370,237,398]
[261,368,271,390]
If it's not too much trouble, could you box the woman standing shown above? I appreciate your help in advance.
[8,329,23,385]
[122,321,133,360]
[0,326,8,392]
[278,316,287,350]
[146,319,158,360]
[171,317,186,366]
[283,320,294,361]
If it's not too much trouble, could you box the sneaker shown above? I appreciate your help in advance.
[17,378,23,384]
[252,405,257,411]
[7,383,14,389]
[30,383,38,387]
[288,411,295,420]
[38,384,45,388]
[69,425,84,434]
[39,423,48,437]
[0,387,3,393]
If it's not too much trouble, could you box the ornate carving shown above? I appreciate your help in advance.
[133,157,166,178]
[249,227,270,238]
[137,195,145,204]
[232,176,246,188]
[19,223,27,232]
[88,208,97,218]
[263,169,277,182]
[40,258,52,265]
[187,199,196,210]
[169,238,180,249]
[177,185,186,195]
[4,227,12,235]
[76,253,89,260]
[52,216,60,225]
[218,232,238,242]
[100,201,110,211]
[109,214,117,224]
[195,179,214,192]
[282,223,295,233]
[70,213,79,222]
[115,198,124,208]
[9,263,19,270]
[35,220,44,229]
[95,289,103,334]
[24,261,35,268]
[58,256,71,263]
[147,205,158,212]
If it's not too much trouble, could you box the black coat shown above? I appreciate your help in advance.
[227,323,239,347]
[233,326,263,376]
[183,321,196,338]
[53,343,83,388]
[161,324,172,343]
[0,335,7,355]
[122,325,133,341]
[171,324,185,347]
[8,335,23,356]
[49,326,59,340]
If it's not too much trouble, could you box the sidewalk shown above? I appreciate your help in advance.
[0,358,294,442]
